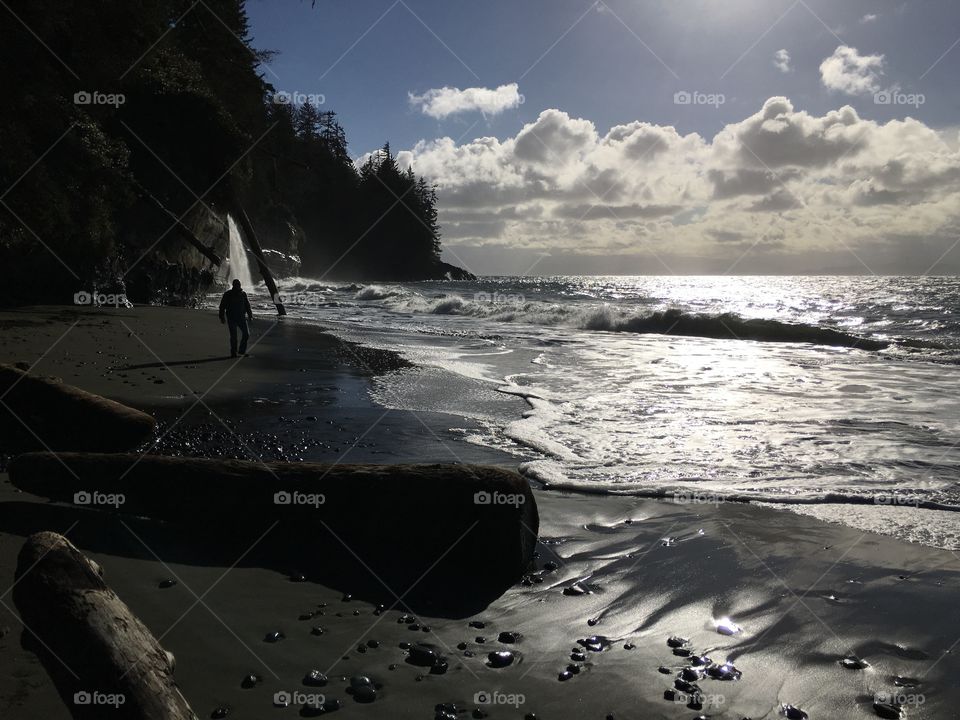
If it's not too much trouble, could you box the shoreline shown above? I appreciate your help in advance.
[2,304,959,719]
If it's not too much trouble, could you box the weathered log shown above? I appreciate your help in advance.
[12,532,197,720]
[9,453,539,597]
[231,204,286,316]
[0,365,156,453]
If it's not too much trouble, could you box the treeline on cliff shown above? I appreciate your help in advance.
[0,0,463,305]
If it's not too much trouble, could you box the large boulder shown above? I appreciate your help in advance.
[9,453,539,611]
[0,364,156,453]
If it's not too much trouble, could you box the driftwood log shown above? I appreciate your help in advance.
[0,365,156,453]
[9,453,539,605]
[12,532,197,720]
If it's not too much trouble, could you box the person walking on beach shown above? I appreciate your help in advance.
[219,279,253,358]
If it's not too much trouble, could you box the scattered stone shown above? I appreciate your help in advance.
[873,702,903,719]
[705,662,741,681]
[158,579,177,589]
[840,655,870,669]
[667,636,690,648]
[303,669,328,687]
[263,631,284,643]
[498,631,522,643]
[311,626,325,636]
[240,673,259,689]
[487,650,516,668]
[782,705,808,720]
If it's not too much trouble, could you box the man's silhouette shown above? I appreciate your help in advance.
[219,279,253,357]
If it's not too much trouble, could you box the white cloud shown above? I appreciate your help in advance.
[820,45,885,95]
[408,83,523,119]
[379,99,960,272]
[773,49,791,73]
[860,13,878,23]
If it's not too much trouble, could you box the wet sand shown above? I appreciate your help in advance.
[2,305,959,719]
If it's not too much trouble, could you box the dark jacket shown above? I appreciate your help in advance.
[219,287,253,322]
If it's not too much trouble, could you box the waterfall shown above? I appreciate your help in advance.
[226,214,254,289]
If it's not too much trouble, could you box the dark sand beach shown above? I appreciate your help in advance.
[2,306,959,720]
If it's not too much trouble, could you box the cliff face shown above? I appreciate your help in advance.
[122,204,228,307]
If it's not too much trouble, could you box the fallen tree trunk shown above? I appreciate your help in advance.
[10,453,539,602]
[12,532,197,720]
[231,204,286,316]
[0,364,156,453]
[133,182,223,268]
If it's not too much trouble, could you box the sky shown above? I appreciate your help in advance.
[247,0,960,276]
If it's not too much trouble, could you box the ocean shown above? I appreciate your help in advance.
[239,275,960,550]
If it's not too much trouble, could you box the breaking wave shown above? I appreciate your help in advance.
[383,293,888,349]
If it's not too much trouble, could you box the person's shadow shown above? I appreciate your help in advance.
[112,357,234,371]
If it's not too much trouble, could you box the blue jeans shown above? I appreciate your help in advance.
[227,317,249,356]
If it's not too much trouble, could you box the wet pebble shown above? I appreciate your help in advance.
[211,707,229,718]
[558,669,573,681]
[705,662,741,681]
[578,635,610,652]
[840,655,870,669]
[563,581,592,596]
[263,631,284,643]
[303,669,328,687]
[487,650,516,668]
[668,636,690,648]
[782,704,808,720]
[498,631,522,643]
[240,673,259,689]
[469,620,486,628]
[873,702,904,719]
[311,626,325,636]
[158,579,177,589]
